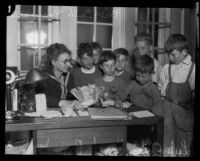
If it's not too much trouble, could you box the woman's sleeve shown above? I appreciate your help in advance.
[46,96,60,108]
[35,81,60,108]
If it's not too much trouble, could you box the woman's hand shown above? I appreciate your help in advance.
[59,100,76,109]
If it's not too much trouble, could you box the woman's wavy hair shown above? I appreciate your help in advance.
[39,43,71,70]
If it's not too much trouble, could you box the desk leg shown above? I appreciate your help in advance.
[30,131,37,154]
[122,126,127,156]
[156,117,164,156]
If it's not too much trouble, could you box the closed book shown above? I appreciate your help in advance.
[88,106,128,120]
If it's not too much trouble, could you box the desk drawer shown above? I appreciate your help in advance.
[37,126,126,148]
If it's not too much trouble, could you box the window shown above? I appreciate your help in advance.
[77,7,113,51]
[135,8,171,59]
[18,5,60,72]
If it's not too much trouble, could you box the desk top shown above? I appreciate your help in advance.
[6,115,163,132]
[5,106,163,132]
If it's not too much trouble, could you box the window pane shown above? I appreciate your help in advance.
[97,7,112,23]
[20,5,33,14]
[35,49,39,67]
[149,8,152,22]
[41,48,47,59]
[138,8,148,22]
[154,24,159,47]
[77,7,94,22]
[20,47,34,71]
[96,25,112,48]
[154,49,158,59]
[35,48,47,67]
[77,24,94,46]
[41,6,48,16]
[39,48,48,68]
[154,8,159,22]
[40,21,48,44]
[20,19,38,44]
[20,18,48,45]
[136,24,152,34]
[35,6,39,15]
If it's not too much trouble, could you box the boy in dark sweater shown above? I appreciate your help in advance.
[94,51,127,107]
[71,43,102,87]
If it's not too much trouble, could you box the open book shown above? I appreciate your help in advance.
[88,106,128,120]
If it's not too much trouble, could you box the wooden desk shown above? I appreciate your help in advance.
[5,109,164,155]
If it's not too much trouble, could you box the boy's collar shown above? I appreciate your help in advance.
[141,81,152,87]
[81,66,95,74]
[115,70,124,76]
[181,55,191,65]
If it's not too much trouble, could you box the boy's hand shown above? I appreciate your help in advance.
[115,100,123,109]
[73,101,87,111]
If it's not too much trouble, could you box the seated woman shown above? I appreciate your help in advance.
[36,43,75,108]
[34,43,77,154]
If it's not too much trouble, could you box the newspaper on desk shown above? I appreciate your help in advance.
[70,84,104,109]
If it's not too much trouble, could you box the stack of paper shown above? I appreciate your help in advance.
[77,110,89,116]
[129,110,155,118]
[88,106,128,120]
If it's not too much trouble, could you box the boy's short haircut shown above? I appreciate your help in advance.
[164,34,189,54]
[91,42,102,51]
[134,33,153,45]
[78,42,93,58]
[113,48,129,58]
[99,51,116,65]
[134,55,154,74]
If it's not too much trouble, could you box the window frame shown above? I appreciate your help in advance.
[135,8,171,58]
[17,5,60,73]
[76,7,113,51]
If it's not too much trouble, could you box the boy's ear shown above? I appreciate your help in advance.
[100,65,103,70]
[181,49,188,57]
[51,59,56,66]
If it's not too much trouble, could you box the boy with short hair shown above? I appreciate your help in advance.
[158,34,195,157]
[72,43,102,87]
[91,42,103,65]
[122,55,162,112]
[120,55,162,155]
[134,33,162,84]
[113,48,132,84]
[94,51,127,107]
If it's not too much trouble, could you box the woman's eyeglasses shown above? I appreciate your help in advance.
[56,59,71,65]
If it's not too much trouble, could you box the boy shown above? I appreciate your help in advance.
[121,55,162,156]
[71,43,102,87]
[91,42,103,65]
[94,51,127,107]
[158,34,195,157]
[113,48,132,84]
[134,33,162,84]
[122,55,162,112]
